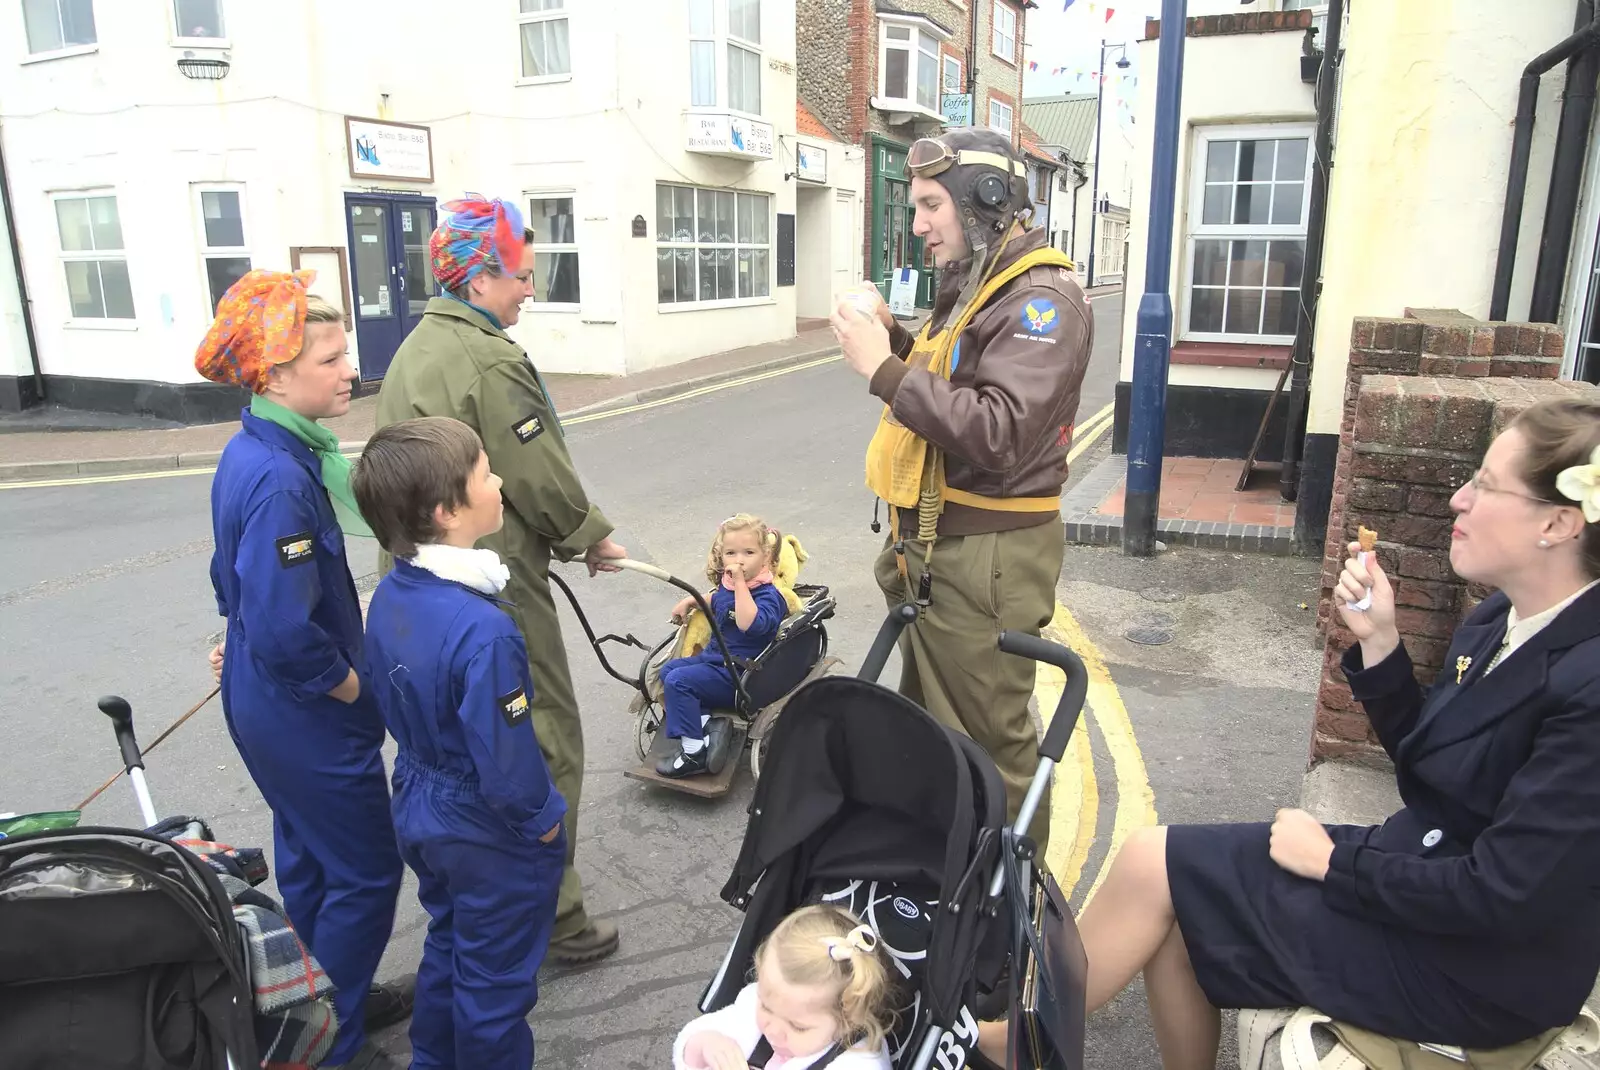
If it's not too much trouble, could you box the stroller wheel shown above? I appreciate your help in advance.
[633,707,661,764]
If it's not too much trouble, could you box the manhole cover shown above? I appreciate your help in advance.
[1125,612,1176,646]
[1139,587,1184,604]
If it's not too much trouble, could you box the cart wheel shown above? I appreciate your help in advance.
[634,707,661,764]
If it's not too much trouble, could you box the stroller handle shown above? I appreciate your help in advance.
[97,695,160,829]
[997,631,1089,764]
[99,696,144,773]
[859,603,918,683]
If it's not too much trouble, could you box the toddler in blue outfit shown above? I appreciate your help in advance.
[659,514,789,779]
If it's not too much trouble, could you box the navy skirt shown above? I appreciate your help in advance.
[1166,822,1546,1048]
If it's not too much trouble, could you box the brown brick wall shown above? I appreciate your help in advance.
[1309,309,1598,763]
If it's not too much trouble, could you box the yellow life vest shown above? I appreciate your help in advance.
[863,244,1076,515]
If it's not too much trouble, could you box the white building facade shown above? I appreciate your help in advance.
[0,0,863,421]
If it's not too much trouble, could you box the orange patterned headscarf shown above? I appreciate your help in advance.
[194,269,316,393]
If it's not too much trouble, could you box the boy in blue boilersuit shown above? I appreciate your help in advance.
[353,417,567,1070]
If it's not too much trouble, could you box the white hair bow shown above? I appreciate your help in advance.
[1556,444,1600,524]
[820,924,878,963]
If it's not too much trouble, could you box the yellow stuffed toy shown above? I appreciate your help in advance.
[675,532,809,659]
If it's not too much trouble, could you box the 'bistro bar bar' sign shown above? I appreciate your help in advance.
[345,116,435,183]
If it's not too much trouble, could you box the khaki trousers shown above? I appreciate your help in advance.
[873,517,1063,857]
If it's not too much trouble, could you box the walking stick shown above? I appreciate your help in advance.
[75,685,221,812]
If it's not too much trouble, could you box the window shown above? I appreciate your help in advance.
[519,0,571,80]
[689,0,762,115]
[173,0,223,40]
[54,192,134,322]
[1184,125,1313,341]
[989,99,1013,138]
[527,195,580,305]
[1099,217,1128,277]
[655,185,771,305]
[943,54,963,94]
[992,1,1017,64]
[1282,0,1329,42]
[195,187,250,314]
[879,22,941,112]
[22,0,95,54]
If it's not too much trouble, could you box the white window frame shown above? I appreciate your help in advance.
[20,0,97,61]
[988,99,1014,138]
[170,0,228,47]
[655,183,774,311]
[688,0,764,119]
[524,190,581,312]
[877,19,944,115]
[1100,216,1128,277]
[1181,122,1316,344]
[193,184,252,315]
[942,54,963,94]
[991,0,1017,65]
[52,188,136,329]
[517,0,572,85]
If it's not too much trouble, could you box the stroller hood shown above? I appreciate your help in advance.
[712,675,1008,1033]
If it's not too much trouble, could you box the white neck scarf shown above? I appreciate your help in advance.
[408,543,510,595]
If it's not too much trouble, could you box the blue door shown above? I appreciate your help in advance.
[345,194,437,381]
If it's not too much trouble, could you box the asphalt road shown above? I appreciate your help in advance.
[0,292,1327,1068]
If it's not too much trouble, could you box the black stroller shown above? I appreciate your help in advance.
[0,697,336,1070]
[700,605,1089,1070]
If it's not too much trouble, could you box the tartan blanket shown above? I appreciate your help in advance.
[183,841,340,1069]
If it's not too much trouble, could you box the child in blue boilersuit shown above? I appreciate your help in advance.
[353,417,567,1070]
[658,514,789,779]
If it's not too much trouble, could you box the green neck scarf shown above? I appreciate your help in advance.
[249,394,373,538]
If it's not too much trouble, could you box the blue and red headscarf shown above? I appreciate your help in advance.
[429,195,526,291]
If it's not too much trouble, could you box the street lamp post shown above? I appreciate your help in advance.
[1086,39,1131,288]
[1123,0,1187,557]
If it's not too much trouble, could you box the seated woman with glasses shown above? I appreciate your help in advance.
[1053,396,1600,1070]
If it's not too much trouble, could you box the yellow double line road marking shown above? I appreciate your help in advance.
[1034,407,1159,903]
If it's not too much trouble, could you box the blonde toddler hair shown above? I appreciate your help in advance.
[705,513,781,587]
[755,905,895,1053]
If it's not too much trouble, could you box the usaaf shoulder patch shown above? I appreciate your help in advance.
[511,413,545,444]
[498,686,531,728]
[1022,299,1060,335]
[275,531,315,569]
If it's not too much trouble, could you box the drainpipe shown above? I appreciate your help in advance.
[1070,159,1089,264]
[0,121,44,406]
[1530,0,1599,322]
[1278,0,1343,502]
[1489,8,1600,321]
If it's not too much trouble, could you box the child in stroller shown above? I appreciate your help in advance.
[675,904,897,1069]
[697,609,1091,1070]
[658,514,790,779]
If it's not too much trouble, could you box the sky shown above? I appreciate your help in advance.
[1020,0,1165,131]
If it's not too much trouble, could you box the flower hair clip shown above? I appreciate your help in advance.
[1555,444,1600,524]
[820,924,879,963]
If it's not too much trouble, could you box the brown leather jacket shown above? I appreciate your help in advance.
[869,227,1094,537]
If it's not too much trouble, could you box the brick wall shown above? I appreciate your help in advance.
[796,0,855,137]
[975,0,1025,148]
[1310,309,1599,762]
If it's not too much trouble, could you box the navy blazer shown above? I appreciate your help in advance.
[1331,583,1600,1028]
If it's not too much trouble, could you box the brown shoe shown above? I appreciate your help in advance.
[548,918,620,964]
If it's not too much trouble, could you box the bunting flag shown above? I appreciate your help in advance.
[1105,6,1115,22]
[1029,60,1038,71]
[1063,0,1077,9]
